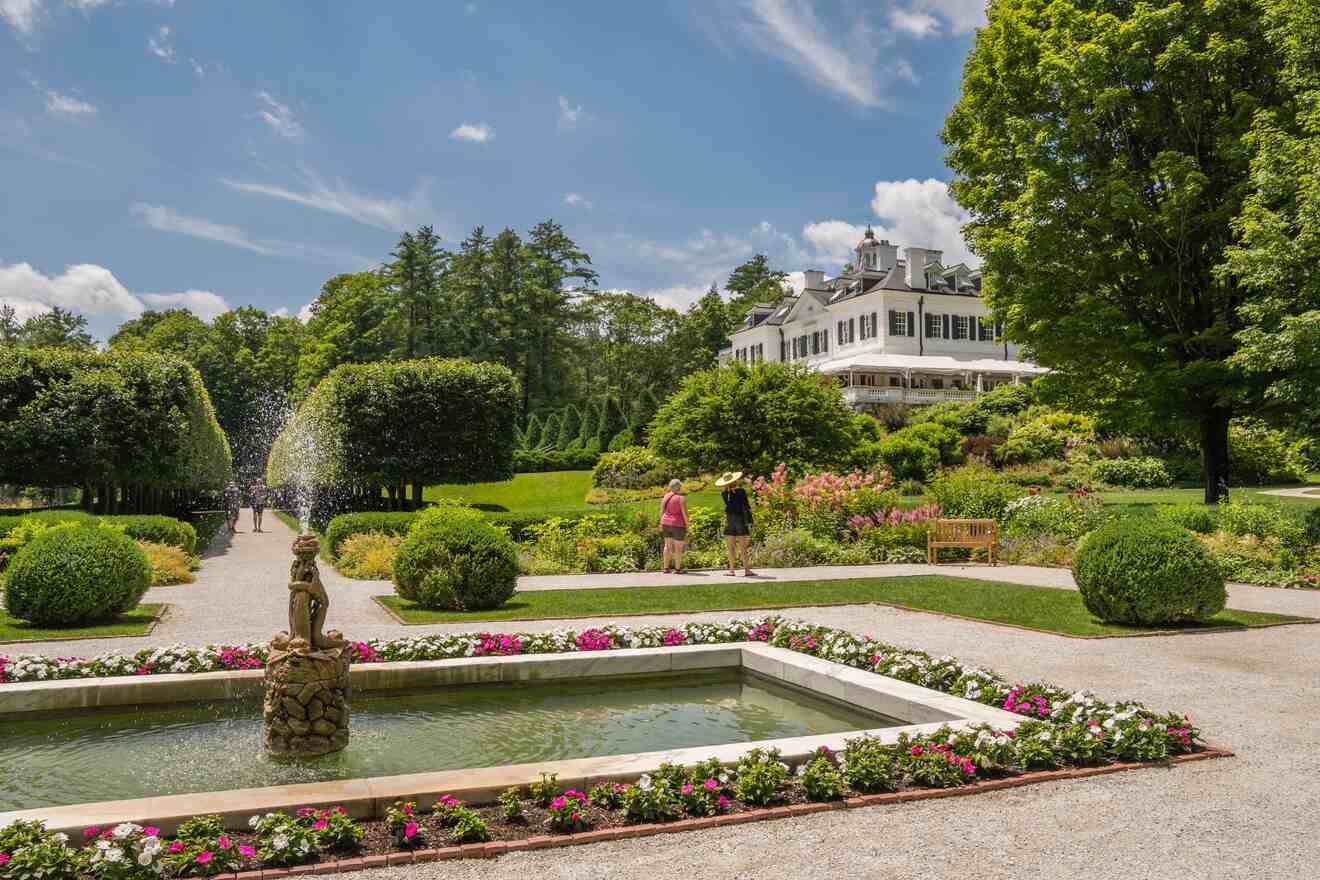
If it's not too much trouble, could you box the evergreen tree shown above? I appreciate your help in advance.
[578,398,600,448]
[557,403,582,450]
[539,412,562,452]
[630,386,660,445]
[597,395,627,448]
[522,412,543,450]
[385,226,448,359]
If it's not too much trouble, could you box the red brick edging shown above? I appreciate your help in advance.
[209,747,1232,877]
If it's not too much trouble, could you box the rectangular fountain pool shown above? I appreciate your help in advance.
[0,669,898,812]
[0,644,1024,831]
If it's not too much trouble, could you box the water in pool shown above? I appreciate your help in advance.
[0,670,902,811]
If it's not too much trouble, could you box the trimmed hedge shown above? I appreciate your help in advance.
[1072,519,1225,625]
[1092,457,1173,488]
[4,525,152,625]
[393,513,518,610]
[324,512,420,559]
[591,447,675,489]
[514,447,600,473]
[113,515,198,554]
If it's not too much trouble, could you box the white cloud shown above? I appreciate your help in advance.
[888,9,940,37]
[629,284,710,312]
[0,260,230,337]
[557,96,589,132]
[44,88,97,117]
[869,178,974,264]
[802,220,868,263]
[131,203,278,256]
[891,59,918,84]
[190,57,205,78]
[725,0,884,108]
[66,1,112,9]
[221,169,433,231]
[139,290,231,321]
[255,91,303,140]
[563,192,591,209]
[0,0,42,35]
[902,0,986,35]
[147,25,176,63]
[450,122,493,143]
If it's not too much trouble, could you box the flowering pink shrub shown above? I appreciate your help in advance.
[751,464,896,538]
[218,648,263,671]
[575,628,614,651]
[352,642,383,663]
[661,628,686,647]
[1003,686,1052,718]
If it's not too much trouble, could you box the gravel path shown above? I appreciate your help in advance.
[1260,485,1320,499]
[10,516,1320,656]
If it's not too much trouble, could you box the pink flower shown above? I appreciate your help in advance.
[313,818,328,830]
[83,827,100,838]
[680,784,694,794]
[238,845,256,858]
[403,821,418,839]
[717,795,730,807]
[402,804,414,815]
[196,852,214,864]
[0,854,11,867]
[143,827,160,837]
[910,746,924,756]
[168,842,186,854]
[550,797,567,809]
[703,779,718,790]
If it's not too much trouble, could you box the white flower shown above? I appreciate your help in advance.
[249,815,259,828]
[105,849,124,863]
[138,853,154,866]
[53,833,69,844]
[272,834,289,851]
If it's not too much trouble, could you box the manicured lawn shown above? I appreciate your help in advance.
[375,576,1311,637]
[425,470,725,520]
[0,604,164,643]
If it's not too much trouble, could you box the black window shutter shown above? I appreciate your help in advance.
[888,310,898,336]
[942,314,950,339]
[907,311,915,337]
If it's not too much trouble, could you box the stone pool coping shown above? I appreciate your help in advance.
[0,643,1022,833]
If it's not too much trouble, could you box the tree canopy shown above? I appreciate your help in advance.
[648,362,860,476]
[943,0,1291,501]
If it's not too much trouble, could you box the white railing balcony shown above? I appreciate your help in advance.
[841,387,979,405]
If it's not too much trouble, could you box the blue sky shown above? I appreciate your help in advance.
[1,0,985,339]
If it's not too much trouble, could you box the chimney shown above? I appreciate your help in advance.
[904,246,941,289]
[803,269,825,290]
[876,240,898,272]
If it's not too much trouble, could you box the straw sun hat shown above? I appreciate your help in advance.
[714,471,743,487]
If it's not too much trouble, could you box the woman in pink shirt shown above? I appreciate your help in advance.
[659,478,688,574]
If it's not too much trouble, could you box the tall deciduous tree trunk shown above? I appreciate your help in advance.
[412,482,423,509]
[1201,407,1231,504]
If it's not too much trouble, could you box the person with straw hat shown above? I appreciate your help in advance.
[715,470,755,576]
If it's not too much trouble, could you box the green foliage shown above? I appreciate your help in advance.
[4,524,151,626]
[1073,519,1226,625]
[621,781,680,823]
[928,465,1021,521]
[1216,498,1307,551]
[1091,457,1174,489]
[943,0,1291,499]
[522,413,544,450]
[606,429,633,452]
[269,358,520,492]
[649,362,859,475]
[556,404,582,450]
[630,386,661,444]
[112,515,198,554]
[591,446,676,489]
[842,737,898,793]
[540,413,563,453]
[734,747,788,806]
[529,772,561,807]
[1228,419,1311,484]
[1000,413,1095,465]
[799,756,845,801]
[0,828,85,880]
[0,347,231,496]
[1155,504,1219,535]
[577,399,601,448]
[512,446,601,473]
[335,531,402,579]
[174,815,226,845]
[392,511,518,610]
[498,786,524,820]
[877,433,940,482]
[597,396,628,448]
[324,512,419,558]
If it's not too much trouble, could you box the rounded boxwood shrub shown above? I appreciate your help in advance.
[4,525,152,625]
[114,515,199,554]
[1072,519,1225,625]
[393,515,518,610]
[591,446,675,489]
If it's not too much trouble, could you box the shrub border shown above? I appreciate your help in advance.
[190,747,1232,876]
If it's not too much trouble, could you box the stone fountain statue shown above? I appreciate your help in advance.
[263,533,351,756]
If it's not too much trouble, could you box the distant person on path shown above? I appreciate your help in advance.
[222,481,241,534]
[716,471,755,576]
[250,478,268,533]
[659,478,689,574]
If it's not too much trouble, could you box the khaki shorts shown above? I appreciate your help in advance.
[661,525,688,541]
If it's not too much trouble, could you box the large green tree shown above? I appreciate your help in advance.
[943,0,1290,501]
[724,254,788,334]
[0,306,95,350]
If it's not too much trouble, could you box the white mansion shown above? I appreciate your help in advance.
[723,227,1045,408]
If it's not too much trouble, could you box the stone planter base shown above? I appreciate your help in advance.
[264,646,351,756]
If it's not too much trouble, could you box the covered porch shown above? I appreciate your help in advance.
[813,353,1048,408]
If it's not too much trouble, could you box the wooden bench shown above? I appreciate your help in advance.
[927,518,997,565]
